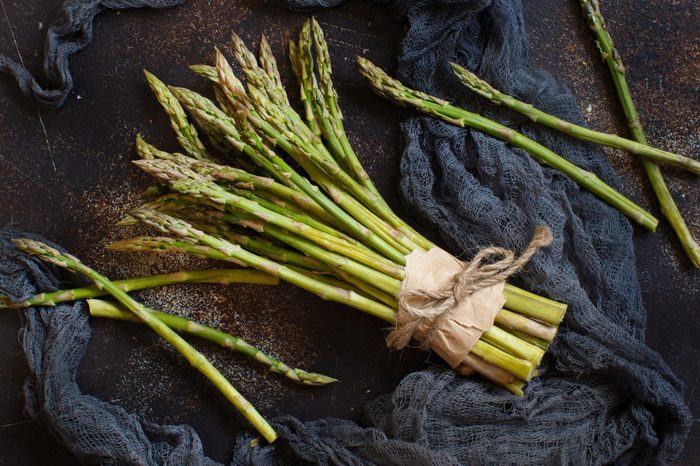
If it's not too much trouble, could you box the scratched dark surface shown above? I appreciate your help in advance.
[0,0,698,464]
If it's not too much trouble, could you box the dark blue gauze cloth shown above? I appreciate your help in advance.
[0,0,691,464]
[0,0,184,110]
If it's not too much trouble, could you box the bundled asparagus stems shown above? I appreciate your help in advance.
[108,18,568,402]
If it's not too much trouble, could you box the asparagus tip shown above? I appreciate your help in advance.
[116,215,138,227]
[297,370,338,386]
[450,62,498,100]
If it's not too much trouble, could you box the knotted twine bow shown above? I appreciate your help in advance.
[387,226,553,356]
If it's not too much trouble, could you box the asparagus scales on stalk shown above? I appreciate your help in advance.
[0,268,277,309]
[1,263,334,386]
[122,208,551,395]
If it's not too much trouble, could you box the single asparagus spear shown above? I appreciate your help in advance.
[288,39,322,138]
[308,19,381,195]
[580,0,700,267]
[0,269,277,309]
[129,208,397,322]
[294,21,352,173]
[144,70,211,161]
[258,35,289,106]
[87,299,336,386]
[450,63,700,176]
[356,57,659,232]
[189,64,219,82]
[12,239,277,443]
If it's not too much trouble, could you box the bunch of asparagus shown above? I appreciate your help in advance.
[102,16,568,407]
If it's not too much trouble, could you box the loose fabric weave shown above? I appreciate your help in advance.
[1,0,691,464]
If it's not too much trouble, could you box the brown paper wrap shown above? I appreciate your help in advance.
[396,247,506,368]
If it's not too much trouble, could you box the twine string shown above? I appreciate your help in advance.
[387,226,553,351]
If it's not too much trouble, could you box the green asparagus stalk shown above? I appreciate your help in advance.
[288,39,322,139]
[494,309,558,342]
[189,64,219,83]
[502,284,566,326]
[12,239,276,443]
[258,35,289,106]
[580,0,700,267]
[356,57,659,232]
[450,63,700,176]
[143,70,211,161]
[481,325,545,366]
[129,208,397,322]
[500,327,551,351]
[87,299,335,386]
[0,269,277,309]
[108,236,251,267]
[470,339,534,381]
[294,21,351,173]
[308,19,381,196]
[457,353,518,393]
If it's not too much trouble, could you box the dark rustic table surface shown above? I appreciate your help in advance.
[1,0,698,464]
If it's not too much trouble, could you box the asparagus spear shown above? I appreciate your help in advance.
[12,239,276,443]
[294,21,352,173]
[288,38,322,138]
[309,18,381,195]
[580,0,700,267]
[143,70,211,161]
[450,63,700,175]
[87,299,336,386]
[356,57,659,232]
[0,269,277,309]
[189,64,219,82]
